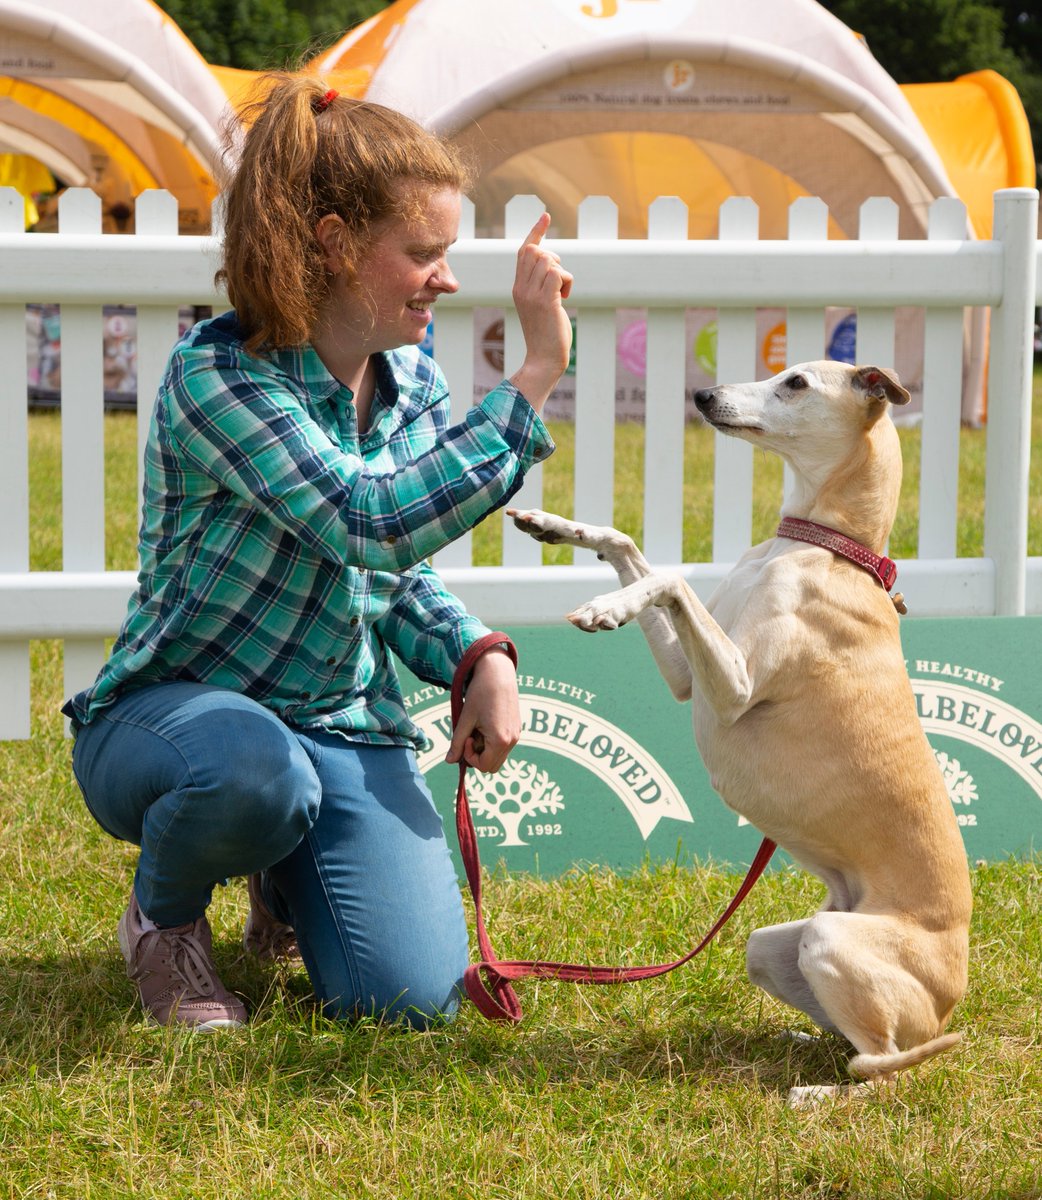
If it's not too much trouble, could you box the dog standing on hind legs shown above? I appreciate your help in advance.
[509,361,972,1105]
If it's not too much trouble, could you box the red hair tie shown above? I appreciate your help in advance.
[313,89,338,114]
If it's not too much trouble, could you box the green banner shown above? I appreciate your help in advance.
[397,616,1042,874]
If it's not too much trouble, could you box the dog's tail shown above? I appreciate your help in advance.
[847,1031,961,1080]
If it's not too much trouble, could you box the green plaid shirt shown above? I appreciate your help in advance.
[65,311,553,747]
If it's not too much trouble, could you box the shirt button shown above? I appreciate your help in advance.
[326,656,336,666]
[350,616,360,626]
[385,535,397,546]
[300,692,311,701]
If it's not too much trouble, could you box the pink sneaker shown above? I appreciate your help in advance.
[243,873,300,962]
[117,891,247,1029]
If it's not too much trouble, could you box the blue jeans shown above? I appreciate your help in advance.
[70,681,469,1027]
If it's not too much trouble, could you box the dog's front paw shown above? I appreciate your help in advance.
[508,508,583,546]
[567,596,627,632]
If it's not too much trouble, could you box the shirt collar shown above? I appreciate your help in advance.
[269,342,342,401]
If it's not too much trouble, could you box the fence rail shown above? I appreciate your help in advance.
[0,185,1039,739]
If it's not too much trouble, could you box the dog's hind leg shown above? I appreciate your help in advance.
[796,911,960,1080]
[746,920,841,1034]
[749,918,948,1107]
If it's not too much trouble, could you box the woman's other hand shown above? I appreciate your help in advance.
[445,646,521,773]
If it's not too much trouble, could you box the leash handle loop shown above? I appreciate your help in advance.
[450,633,776,1023]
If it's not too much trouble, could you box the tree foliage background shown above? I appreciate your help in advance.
[155,0,390,69]
[817,0,1041,164]
[156,0,1039,167]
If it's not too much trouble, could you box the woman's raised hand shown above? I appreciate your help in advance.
[509,212,574,413]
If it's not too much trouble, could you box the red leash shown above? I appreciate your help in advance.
[451,632,777,1022]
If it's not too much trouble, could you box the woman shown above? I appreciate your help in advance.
[64,75,573,1030]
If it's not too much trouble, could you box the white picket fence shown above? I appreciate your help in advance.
[0,184,1039,739]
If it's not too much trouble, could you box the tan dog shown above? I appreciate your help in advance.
[510,361,971,1104]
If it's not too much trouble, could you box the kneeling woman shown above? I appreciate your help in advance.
[64,75,572,1030]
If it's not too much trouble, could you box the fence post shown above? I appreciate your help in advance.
[712,196,759,561]
[643,196,688,563]
[984,188,1039,616]
[574,196,618,534]
[57,189,111,713]
[0,188,30,738]
[134,189,182,503]
[501,195,549,567]
[919,197,968,560]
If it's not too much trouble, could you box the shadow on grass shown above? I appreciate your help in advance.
[0,939,852,1101]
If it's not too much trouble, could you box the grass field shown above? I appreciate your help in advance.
[1,374,1040,1198]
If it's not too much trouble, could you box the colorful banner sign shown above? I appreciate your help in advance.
[397,617,1042,874]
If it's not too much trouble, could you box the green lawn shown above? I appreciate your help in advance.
[1,372,1040,1198]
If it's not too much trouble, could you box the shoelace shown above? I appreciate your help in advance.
[133,927,217,997]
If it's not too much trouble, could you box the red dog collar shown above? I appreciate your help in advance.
[777,516,898,593]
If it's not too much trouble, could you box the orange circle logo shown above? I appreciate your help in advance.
[762,322,787,373]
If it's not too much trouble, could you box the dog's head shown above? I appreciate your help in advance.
[693,361,910,459]
[695,362,911,533]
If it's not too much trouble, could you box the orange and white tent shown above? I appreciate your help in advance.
[0,0,230,230]
[312,0,1034,241]
[311,0,1034,420]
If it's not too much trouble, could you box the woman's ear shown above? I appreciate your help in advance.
[315,213,347,273]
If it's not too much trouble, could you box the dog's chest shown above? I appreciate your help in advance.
[706,549,802,631]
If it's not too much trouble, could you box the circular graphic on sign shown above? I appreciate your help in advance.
[914,678,1042,858]
[762,322,787,373]
[663,59,696,94]
[827,312,857,364]
[618,319,647,375]
[694,320,718,375]
[481,318,505,371]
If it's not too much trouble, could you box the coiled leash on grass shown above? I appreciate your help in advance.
[451,632,777,1023]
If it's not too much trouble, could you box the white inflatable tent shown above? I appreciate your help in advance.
[315,0,968,240]
[314,0,1036,421]
[0,0,229,230]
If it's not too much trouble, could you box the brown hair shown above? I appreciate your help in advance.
[216,74,471,352]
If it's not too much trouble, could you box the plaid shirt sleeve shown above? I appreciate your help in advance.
[376,561,489,688]
[164,344,552,572]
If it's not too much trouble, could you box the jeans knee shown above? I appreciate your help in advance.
[241,758,318,844]
[197,726,321,865]
[320,978,464,1030]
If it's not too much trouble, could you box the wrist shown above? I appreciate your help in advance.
[469,643,514,676]
[509,363,563,411]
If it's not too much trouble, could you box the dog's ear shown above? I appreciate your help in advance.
[854,366,910,407]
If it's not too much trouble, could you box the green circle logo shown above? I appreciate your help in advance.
[695,320,718,374]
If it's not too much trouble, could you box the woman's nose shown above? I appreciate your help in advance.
[431,259,459,294]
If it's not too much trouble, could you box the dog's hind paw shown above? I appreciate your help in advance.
[787,1083,844,1107]
[787,1081,876,1108]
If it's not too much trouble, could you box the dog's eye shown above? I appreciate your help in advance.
[788,374,808,390]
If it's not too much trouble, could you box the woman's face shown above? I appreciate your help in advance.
[322,183,462,354]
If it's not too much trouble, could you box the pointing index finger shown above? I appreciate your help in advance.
[521,211,551,248]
